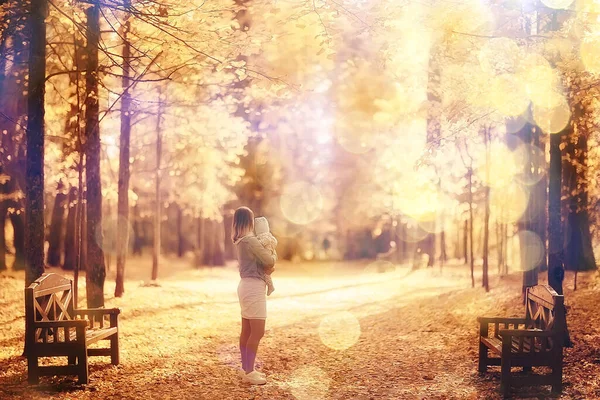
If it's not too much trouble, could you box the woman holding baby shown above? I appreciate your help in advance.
[232,206,277,385]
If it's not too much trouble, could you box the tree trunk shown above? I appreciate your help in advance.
[424,44,441,268]
[482,127,490,292]
[0,204,6,271]
[439,218,447,267]
[468,168,475,288]
[84,4,106,308]
[115,4,132,297]
[463,219,468,265]
[548,131,564,293]
[47,181,67,266]
[24,0,47,287]
[132,204,142,255]
[176,204,184,258]
[152,95,163,281]
[11,207,26,271]
[203,219,215,266]
[563,130,596,273]
[223,212,234,260]
[518,122,541,297]
[196,216,205,267]
[496,221,501,274]
[74,159,84,308]
[63,186,77,270]
[213,219,225,266]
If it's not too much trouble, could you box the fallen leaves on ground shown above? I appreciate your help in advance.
[1,257,599,400]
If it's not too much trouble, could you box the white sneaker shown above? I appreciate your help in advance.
[242,370,267,385]
[238,368,265,378]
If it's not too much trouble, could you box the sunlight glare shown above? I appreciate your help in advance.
[512,230,545,271]
[318,311,361,351]
[474,141,520,188]
[288,366,331,400]
[513,143,546,186]
[490,182,529,223]
[533,100,571,134]
[581,35,600,75]
[541,0,575,9]
[280,182,324,225]
[490,74,530,117]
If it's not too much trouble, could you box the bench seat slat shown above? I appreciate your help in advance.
[35,327,118,345]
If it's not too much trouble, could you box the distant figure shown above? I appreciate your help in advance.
[254,217,278,296]
[322,236,331,255]
[232,207,276,385]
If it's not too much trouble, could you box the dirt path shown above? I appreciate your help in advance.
[1,259,599,399]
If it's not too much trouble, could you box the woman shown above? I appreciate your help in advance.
[232,206,276,385]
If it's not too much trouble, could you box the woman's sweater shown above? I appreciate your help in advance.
[234,235,276,280]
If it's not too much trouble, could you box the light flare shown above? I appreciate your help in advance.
[288,366,330,400]
[512,230,545,271]
[490,182,530,223]
[280,182,324,225]
[318,311,361,351]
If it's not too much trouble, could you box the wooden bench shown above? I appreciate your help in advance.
[25,273,121,384]
[477,285,565,397]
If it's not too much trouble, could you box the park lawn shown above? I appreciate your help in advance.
[0,256,599,400]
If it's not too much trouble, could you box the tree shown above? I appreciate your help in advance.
[84,2,106,308]
[115,0,132,297]
[46,181,67,266]
[25,0,47,287]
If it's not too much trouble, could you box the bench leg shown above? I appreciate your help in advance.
[78,348,89,384]
[68,355,77,365]
[522,365,532,373]
[110,333,119,365]
[500,356,511,397]
[27,355,39,384]
[478,342,488,373]
[551,360,563,393]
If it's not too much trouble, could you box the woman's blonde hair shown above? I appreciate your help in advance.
[232,206,254,242]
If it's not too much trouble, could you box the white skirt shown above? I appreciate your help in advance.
[237,278,267,320]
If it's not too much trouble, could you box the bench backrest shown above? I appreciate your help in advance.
[25,273,75,325]
[525,285,565,333]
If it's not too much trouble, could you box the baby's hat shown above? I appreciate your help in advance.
[255,217,270,235]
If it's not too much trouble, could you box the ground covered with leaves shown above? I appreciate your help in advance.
[1,256,599,400]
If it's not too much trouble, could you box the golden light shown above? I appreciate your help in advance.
[397,219,429,243]
[474,141,520,188]
[318,311,361,351]
[280,182,324,225]
[512,230,545,271]
[533,100,571,134]
[513,143,546,186]
[490,182,530,223]
[478,38,522,76]
[490,74,530,117]
[541,0,574,9]
[519,55,563,108]
[335,125,376,154]
[581,36,600,75]
[364,260,396,274]
[505,115,529,134]
[288,366,331,400]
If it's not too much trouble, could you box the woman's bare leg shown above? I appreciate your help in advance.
[240,318,251,371]
[245,319,266,373]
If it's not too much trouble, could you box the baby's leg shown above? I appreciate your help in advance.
[265,274,275,296]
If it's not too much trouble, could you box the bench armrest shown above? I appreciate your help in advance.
[478,317,528,338]
[499,329,554,338]
[75,307,121,315]
[75,308,120,329]
[477,317,527,324]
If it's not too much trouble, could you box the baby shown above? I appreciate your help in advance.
[254,217,277,296]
